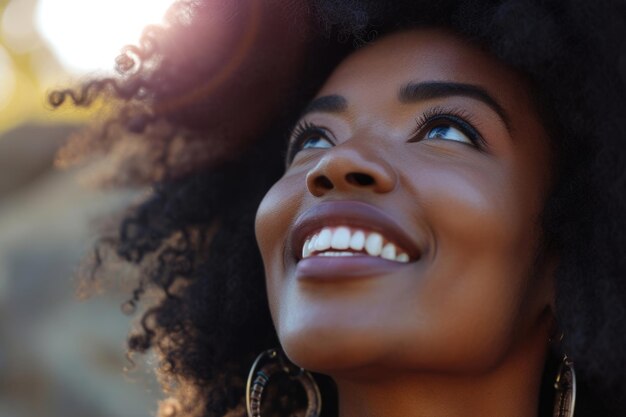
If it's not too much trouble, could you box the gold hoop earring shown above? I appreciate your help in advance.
[553,354,576,417]
[246,349,322,417]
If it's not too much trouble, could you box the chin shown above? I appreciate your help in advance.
[277,323,392,374]
[277,314,518,379]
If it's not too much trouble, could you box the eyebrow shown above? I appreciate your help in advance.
[399,81,511,131]
[301,94,348,116]
[300,81,511,132]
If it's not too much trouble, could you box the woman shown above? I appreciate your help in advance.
[54,0,626,416]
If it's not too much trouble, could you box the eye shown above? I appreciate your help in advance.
[410,107,486,150]
[286,121,334,163]
[426,124,472,144]
[301,136,333,150]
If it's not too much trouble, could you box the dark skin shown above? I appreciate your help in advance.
[256,29,556,417]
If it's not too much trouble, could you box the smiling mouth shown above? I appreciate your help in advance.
[302,226,410,263]
[290,201,424,275]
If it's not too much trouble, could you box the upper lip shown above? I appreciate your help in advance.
[289,200,423,261]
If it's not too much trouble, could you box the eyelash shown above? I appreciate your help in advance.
[286,106,486,164]
[410,106,486,149]
[286,120,332,164]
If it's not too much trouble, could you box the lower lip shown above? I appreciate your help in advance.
[295,255,410,281]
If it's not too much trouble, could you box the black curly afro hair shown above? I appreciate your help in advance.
[54,1,626,416]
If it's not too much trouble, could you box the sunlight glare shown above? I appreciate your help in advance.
[34,0,176,74]
[2,0,42,54]
[0,46,17,110]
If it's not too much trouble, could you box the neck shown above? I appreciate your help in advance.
[333,331,549,417]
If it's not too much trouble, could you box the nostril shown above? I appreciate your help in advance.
[346,173,375,186]
[314,176,334,190]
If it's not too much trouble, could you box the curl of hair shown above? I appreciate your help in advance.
[67,1,626,416]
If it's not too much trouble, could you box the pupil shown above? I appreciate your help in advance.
[303,137,323,148]
[429,126,449,139]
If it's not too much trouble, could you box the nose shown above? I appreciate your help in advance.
[306,146,397,197]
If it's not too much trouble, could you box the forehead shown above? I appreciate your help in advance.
[317,29,534,120]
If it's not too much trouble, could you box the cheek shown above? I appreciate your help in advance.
[402,156,542,367]
[438,177,519,246]
[413,151,534,259]
[255,173,303,317]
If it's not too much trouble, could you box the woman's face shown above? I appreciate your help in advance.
[255,29,554,376]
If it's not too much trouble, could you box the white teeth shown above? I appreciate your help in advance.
[319,251,355,257]
[365,232,383,256]
[396,253,409,263]
[301,227,413,263]
[381,243,396,260]
[331,227,351,250]
[349,230,365,251]
[315,228,332,251]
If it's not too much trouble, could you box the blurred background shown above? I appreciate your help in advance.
[0,1,177,416]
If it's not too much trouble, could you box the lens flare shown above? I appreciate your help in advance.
[34,0,175,74]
